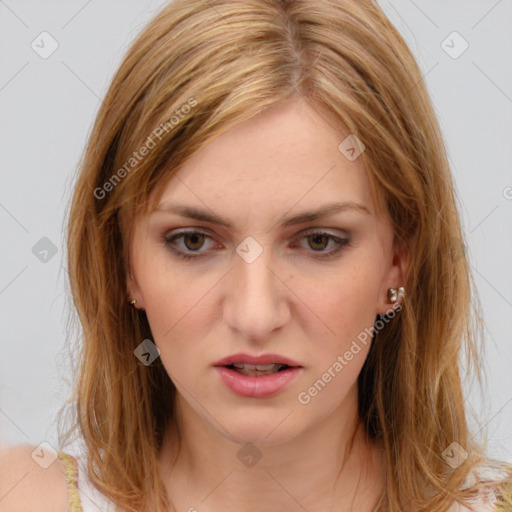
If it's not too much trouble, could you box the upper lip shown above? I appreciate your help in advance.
[213,352,303,367]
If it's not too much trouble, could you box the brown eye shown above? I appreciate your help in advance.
[183,232,206,251]
[307,233,329,251]
[292,230,351,260]
[162,230,216,260]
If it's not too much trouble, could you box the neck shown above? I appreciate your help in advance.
[159,386,386,512]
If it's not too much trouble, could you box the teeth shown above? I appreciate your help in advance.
[232,363,277,370]
[229,363,285,376]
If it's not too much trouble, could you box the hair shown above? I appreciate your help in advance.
[57,0,512,511]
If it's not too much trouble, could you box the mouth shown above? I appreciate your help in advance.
[213,353,303,377]
[224,363,292,377]
[214,362,303,398]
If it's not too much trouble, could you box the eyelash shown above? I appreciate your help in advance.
[161,229,351,261]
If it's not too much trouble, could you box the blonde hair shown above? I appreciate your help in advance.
[59,0,512,510]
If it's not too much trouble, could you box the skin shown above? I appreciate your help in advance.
[126,96,407,511]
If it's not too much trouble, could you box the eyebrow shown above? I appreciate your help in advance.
[154,201,372,228]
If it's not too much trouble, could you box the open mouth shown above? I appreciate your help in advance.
[224,363,292,377]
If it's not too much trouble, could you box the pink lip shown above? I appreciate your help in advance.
[213,352,303,367]
[214,366,302,398]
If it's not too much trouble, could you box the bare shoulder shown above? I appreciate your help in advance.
[0,443,70,512]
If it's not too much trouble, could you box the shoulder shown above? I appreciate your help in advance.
[0,443,70,512]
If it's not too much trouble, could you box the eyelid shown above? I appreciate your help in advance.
[300,227,350,238]
[164,226,349,240]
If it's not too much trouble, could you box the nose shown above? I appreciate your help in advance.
[222,244,290,341]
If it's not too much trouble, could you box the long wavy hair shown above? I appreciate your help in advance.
[58,0,512,510]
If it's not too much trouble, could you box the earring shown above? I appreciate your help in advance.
[130,298,145,311]
[387,286,405,304]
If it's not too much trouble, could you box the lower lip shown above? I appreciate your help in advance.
[214,366,302,398]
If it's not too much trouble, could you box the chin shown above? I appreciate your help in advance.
[214,414,302,447]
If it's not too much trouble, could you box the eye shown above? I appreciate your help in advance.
[162,229,216,260]
[291,230,351,259]
[162,229,351,261]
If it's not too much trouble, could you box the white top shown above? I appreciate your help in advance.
[62,436,509,511]
[447,462,509,512]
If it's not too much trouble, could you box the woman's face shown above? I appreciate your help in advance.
[127,97,406,445]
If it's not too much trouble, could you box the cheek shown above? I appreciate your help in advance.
[295,268,380,345]
[139,264,218,354]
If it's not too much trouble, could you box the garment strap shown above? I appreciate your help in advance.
[58,451,84,512]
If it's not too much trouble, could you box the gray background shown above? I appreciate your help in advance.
[0,0,511,463]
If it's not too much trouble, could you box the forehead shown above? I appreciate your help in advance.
[150,98,379,218]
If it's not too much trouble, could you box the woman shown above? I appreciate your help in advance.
[1,0,511,511]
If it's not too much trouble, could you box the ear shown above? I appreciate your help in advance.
[126,269,146,310]
[376,245,408,316]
